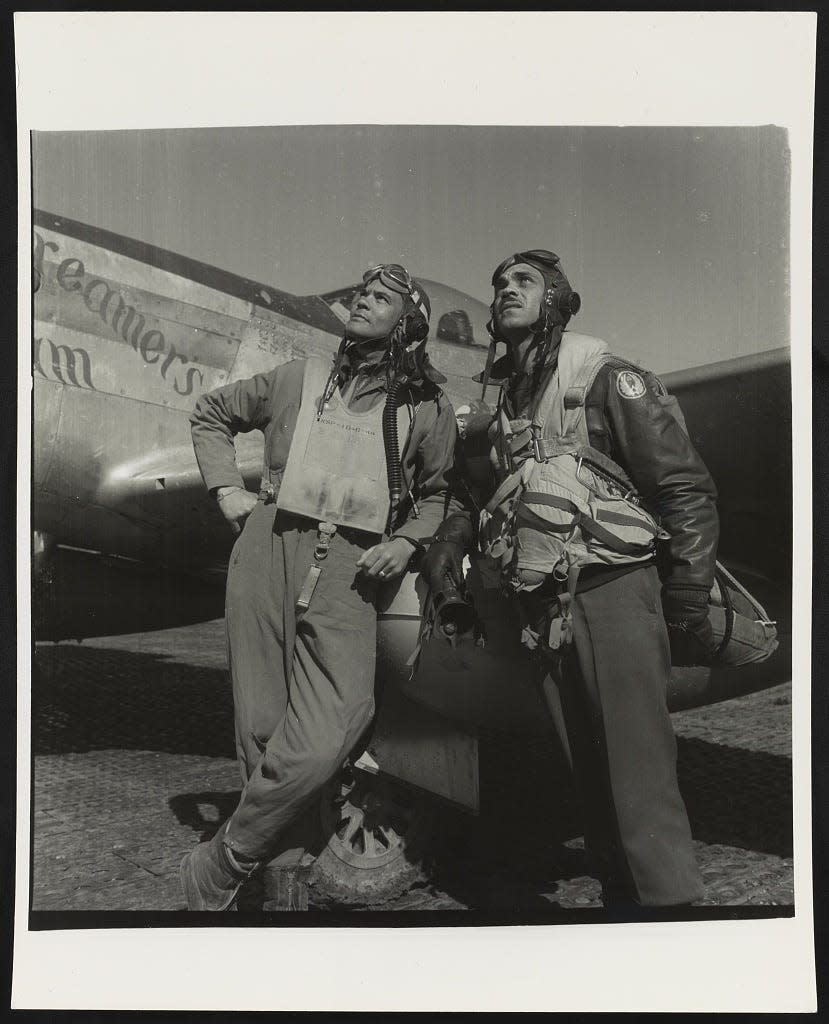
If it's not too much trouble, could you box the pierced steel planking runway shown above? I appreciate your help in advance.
[31,621,794,913]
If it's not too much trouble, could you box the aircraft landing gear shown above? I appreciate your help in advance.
[310,764,438,907]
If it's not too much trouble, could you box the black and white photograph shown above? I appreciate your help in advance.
[12,11,817,1014]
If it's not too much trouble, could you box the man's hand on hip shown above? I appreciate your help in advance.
[215,487,258,534]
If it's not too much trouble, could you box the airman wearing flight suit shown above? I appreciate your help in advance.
[182,265,459,910]
[424,250,720,908]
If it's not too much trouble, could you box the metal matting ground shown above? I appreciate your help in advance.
[30,620,794,913]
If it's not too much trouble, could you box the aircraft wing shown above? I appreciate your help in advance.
[662,346,791,604]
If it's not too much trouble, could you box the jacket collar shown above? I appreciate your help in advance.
[336,343,447,391]
[473,352,512,385]
[473,347,559,386]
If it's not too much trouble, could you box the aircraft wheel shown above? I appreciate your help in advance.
[311,764,437,906]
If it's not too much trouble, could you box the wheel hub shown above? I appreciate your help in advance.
[319,765,426,870]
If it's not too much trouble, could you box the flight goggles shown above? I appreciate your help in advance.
[363,264,430,324]
[491,249,562,286]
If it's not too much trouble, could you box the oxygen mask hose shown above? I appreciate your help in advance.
[382,374,406,527]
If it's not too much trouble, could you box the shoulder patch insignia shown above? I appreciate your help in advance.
[616,370,646,399]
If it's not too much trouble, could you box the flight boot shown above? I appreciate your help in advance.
[180,825,259,911]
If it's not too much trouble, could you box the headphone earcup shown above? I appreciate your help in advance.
[561,290,581,317]
[405,314,429,345]
[548,287,581,323]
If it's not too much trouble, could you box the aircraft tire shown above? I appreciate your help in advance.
[310,764,438,907]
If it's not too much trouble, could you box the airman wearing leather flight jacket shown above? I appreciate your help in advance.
[423,249,719,908]
[479,342,720,661]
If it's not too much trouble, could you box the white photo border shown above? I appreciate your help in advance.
[12,11,817,1013]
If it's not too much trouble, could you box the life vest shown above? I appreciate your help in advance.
[480,333,667,591]
[276,357,413,534]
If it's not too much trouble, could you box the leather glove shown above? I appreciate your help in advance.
[421,540,465,594]
[420,514,475,638]
[419,513,474,593]
[662,585,717,667]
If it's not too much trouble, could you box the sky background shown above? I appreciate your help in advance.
[32,125,789,374]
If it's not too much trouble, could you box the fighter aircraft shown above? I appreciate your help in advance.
[32,210,492,639]
[31,210,792,904]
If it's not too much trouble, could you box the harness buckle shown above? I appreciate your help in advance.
[313,521,337,561]
[532,434,545,463]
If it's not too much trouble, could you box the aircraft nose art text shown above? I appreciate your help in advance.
[34,222,250,409]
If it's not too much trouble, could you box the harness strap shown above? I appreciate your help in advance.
[531,344,611,442]
[484,467,525,516]
[530,436,581,461]
[546,562,582,650]
[563,386,588,410]
[521,491,581,515]
[494,403,514,476]
[594,507,660,535]
[508,427,533,455]
[515,503,573,532]
[519,492,659,537]
[574,447,636,493]
[578,516,652,555]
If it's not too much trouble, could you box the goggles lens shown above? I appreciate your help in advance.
[515,249,560,268]
[491,250,562,286]
[362,264,429,326]
[363,263,414,295]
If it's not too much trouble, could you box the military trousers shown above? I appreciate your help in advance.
[536,565,704,907]
[221,501,378,864]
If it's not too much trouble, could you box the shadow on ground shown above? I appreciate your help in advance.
[431,727,792,909]
[34,640,792,908]
[677,737,792,857]
[168,791,242,843]
[34,645,236,759]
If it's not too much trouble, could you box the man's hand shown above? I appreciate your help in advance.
[215,486,258,534]
[662,585,717,666]
[356,537,416,581]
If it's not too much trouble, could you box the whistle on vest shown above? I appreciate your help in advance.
[297,522,338,613]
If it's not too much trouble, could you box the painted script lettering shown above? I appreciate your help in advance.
[34,336,96,390]
[34,231,204,398]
